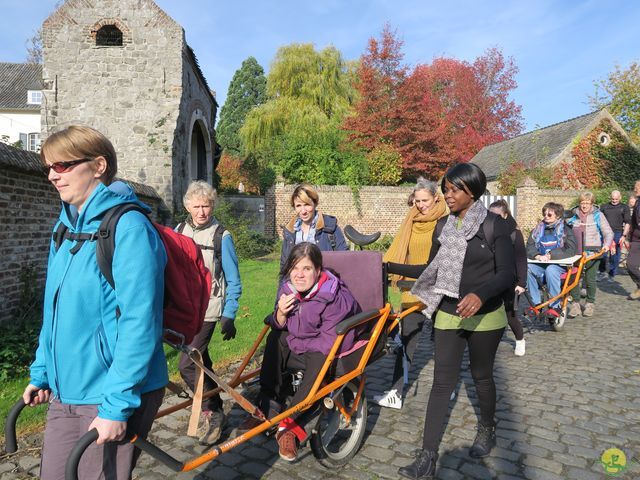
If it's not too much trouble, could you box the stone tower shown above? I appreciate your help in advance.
[41,0,218,213]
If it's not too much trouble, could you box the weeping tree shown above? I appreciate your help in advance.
[240,43,365,185]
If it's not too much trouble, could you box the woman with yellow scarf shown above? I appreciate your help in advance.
[374,178,448,409]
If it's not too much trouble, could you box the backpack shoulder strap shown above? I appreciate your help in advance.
[483,213,497,252]
[212,224,226,279]
[176,222,186,234]
[53,221,69,251]
[96,203,149,289]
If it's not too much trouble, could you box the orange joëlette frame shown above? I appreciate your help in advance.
[134,301,422,473]
[529,249,606,314]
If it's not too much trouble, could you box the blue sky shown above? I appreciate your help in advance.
[1,0,638,132]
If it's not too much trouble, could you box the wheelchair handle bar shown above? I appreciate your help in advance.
[4,397,29,454]
[344,225,381,248]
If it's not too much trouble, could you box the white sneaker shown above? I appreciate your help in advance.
[514,339,526,357]
[597,272,607,281]
[373,389,402,409]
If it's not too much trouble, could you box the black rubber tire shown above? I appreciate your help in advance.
[551,309,566,331]
[309,380,368,468]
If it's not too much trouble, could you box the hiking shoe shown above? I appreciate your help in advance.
[568,302,582,318]
[276,429,298,462]
[582,302,595,317]
[373,389,402,409]
[514,339,526,357]
[629,289,640,300]
[597,271,607,281]
[236,415,274,434]
[469,422,496,458]
[398,448,438,479]
[198,410,225,445]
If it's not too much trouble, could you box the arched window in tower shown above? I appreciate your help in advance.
[96,25,123,46]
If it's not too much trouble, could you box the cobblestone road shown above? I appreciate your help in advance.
[2,274,639,479]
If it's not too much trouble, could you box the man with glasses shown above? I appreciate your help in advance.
[598,190,630,280]
[525,202,577,317]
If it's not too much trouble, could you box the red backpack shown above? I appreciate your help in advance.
[53,203,211,345]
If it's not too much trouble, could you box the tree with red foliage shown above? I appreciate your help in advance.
[396,49,523,178]
[345,26,523,180]
[343,24,407,151]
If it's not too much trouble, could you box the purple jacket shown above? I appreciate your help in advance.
[271,269,361,355]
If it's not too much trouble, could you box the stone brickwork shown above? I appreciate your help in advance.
[265,183,414,239]
[0,143,163,323]
[41,0,217,213]
[265,180,582,241]
[516,177,579,234]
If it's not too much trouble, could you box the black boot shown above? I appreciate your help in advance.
[469,422,496,458]
[398,449,437,479]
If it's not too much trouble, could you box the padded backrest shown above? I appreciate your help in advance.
[322,250,384,312]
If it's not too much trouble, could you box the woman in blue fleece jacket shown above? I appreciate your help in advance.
[23,125,168,480]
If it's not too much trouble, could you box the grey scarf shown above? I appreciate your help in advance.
[411,200,488,318]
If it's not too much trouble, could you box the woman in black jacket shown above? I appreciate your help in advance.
[489,199,528,356]
[396,163,515,480]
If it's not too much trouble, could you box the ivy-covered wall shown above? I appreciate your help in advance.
[552,119,640,190]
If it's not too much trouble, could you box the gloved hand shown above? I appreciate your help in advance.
[220,316,236,341]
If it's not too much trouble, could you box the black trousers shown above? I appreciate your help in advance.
[628,241,640,288]
[422,327,504,452]
[259,329,326,422]
[391,312,425,392]
[259,329,361,423]
[178,321,223,412]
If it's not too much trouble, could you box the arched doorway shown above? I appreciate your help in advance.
[187,112,212,182]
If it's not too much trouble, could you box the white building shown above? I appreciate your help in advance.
[0,63,43,152]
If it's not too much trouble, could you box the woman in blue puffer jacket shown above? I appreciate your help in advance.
[22,125,168,480]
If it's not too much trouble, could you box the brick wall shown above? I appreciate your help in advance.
[265,179,581,242]
[265,183,414,239]
[515,177,579,234]
[0,143,163,323]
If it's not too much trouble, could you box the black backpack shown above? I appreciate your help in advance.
[433,213,516,252]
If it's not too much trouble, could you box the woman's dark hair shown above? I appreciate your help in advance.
[542,202,564,219]
[280,242,323,279]
[489,199,511,216]
[441,163,487,200]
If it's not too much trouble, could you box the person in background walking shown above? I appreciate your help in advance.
[280,184,347,271]
[566,192,613,317]
[395,163,515,479]
[375,177,448,409]
[177,180,242,445]
[598,190,630,280]
[488,200,527,356]
[624,180,640,300]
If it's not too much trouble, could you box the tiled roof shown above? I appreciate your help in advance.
[471,110,605,180]
[0,63,43,110]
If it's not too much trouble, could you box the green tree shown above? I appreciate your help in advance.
[589,61,640,144]
[217,57,267,154]
[239,43,362,185]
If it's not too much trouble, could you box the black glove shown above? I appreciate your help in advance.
[220,316,236,341]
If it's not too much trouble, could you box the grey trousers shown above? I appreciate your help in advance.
[39,388,164,480]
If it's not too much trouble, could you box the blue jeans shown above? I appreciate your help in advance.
[599,231,622,277]
[527,263,566,309]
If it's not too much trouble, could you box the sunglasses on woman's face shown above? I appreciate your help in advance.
[43,158,93,175]
[544,212,556,218]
